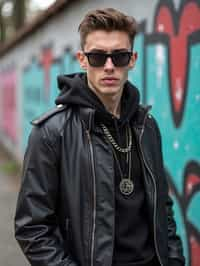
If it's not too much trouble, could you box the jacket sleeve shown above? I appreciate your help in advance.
[167,196,185,265]
[14,125,77,266]
[152,117,185,266]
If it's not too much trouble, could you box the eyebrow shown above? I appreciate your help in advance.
[88,48,131,53]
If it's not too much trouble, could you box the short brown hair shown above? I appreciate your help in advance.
[78,8,138,50]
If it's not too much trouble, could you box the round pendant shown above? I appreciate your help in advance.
[119,179,134,196]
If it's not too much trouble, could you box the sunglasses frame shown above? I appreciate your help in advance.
[84,51,133,67]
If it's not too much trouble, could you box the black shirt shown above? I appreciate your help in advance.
[110,125,155,266]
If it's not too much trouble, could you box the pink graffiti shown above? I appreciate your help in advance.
[0,69,17,142]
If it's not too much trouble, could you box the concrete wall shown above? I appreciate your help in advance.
[0,0,200,265]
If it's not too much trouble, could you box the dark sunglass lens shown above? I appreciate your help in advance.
[112,52,131,67]
[88,53,107,67]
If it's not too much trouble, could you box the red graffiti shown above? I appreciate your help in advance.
[40,47,53,99]
[186,174,200,196]
[190,235,200,266]
[168,160,200,266]
[155,1,200,121]
[184,162,200,266]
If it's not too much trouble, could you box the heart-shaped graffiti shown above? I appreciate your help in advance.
[154,1,200,126]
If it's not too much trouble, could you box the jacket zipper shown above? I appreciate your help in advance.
[86,130,96,266]
[137,126,163,266]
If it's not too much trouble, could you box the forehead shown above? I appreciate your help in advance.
[84,30,131,51]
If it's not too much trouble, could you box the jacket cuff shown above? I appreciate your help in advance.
[169,258,184,266]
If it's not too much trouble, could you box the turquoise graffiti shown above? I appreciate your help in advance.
[22,1,200,265]
[22,45,81,148]
[136,1,200,266]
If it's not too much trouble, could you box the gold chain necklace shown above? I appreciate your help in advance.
[101,124,132,153]
[102,124,134,196]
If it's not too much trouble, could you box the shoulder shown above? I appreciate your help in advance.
[135,104,153,126]
[30,104,72,145]
[31,104,68,126]
[136,104,161,136]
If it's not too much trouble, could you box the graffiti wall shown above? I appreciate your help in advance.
[21,46,82,148]
[0,67,18,143]
[144,2,200,266]
[0,0,199,265]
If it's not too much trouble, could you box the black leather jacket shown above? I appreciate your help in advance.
[15,104,185,266]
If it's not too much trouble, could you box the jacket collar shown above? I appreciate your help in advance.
[78,104,151,133]
[131,104,152,129]
[78,107,96,132]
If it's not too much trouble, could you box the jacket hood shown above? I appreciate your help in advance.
[55,72,140,127]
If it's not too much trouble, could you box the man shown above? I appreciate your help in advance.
[15,8,185,266]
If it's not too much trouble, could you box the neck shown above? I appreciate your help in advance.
[88,81,123,118]
[102,94,122,118]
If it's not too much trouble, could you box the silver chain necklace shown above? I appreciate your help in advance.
[100,124,132,153]
[101,124,134,196]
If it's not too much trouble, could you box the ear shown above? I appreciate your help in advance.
[76,51,88,70]
[128,52,138,69]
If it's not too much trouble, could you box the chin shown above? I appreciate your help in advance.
[98,86,121,95]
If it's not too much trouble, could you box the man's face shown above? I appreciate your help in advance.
[77,30,137,98]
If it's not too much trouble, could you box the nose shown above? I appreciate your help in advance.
[104,56,115,70]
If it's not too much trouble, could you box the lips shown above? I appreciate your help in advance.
[101,77,119,85]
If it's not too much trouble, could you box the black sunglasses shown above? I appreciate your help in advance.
[84,51,133,67]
